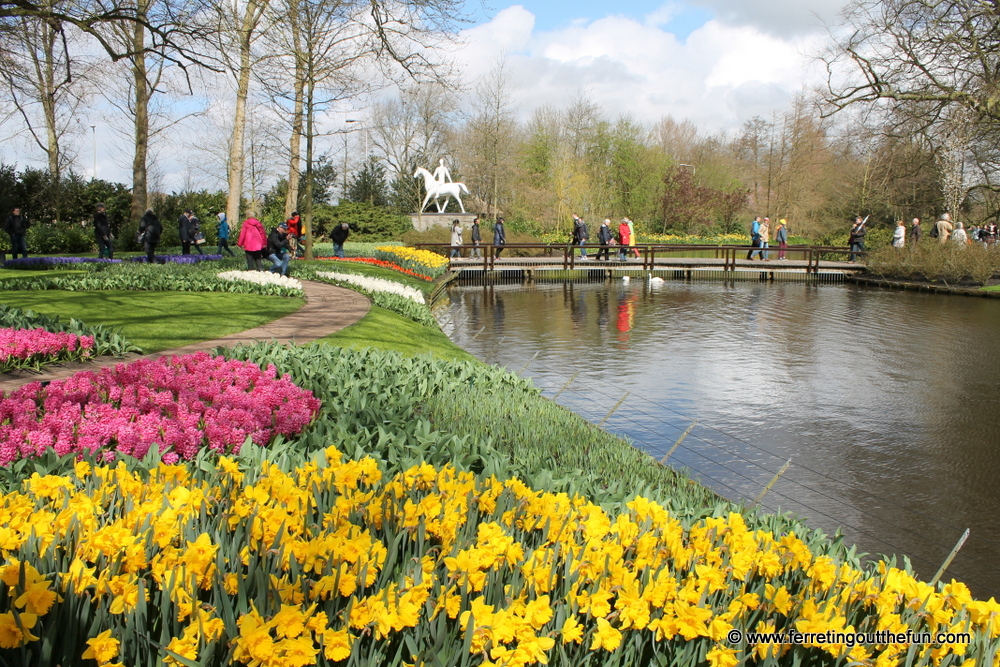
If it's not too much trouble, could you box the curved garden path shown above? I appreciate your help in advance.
[0,280,370,391]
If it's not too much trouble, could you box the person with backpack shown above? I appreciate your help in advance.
[4,207,29,259]
[138,209,162,264]
[746,216,763,260]
[216,212,235,256]
[94,203,113,259]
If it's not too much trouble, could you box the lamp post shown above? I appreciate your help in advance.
[91,125,97,179]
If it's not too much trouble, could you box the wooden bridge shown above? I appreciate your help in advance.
[416,243,866,282]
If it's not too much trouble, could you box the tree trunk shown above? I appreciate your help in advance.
[226,0,259,229]
[285,12,304,219]
[303,75,314,260]
[131,19,149,223]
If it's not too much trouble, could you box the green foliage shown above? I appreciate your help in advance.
[0,304,142,370]
[312,202,411,241]
[866,242,1000,284]
[345,156,389,207]
[0,259,302,297]
[0,165,133,252]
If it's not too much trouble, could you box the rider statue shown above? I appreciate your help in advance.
[432,158,452,184]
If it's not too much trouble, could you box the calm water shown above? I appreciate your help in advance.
[441,279,1000,597]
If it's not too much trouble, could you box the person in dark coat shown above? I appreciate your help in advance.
[139,209,162,264]
[909,217,922,246]
[848,216,867,262]
[330,222,350,258]
[4,207,29,258]
[470,216,482,258]
[266,222,291,276]
[596,218,614,261]
[189,215,205,255]
[93,203,113,259]
[178,209,193,255]
[493,217,507,258]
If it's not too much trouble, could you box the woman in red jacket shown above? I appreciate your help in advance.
[618,218,631,261]
[237,217,267,270]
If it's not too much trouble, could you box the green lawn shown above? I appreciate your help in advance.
[320,305,474,362]
[0,269,86,281]
[0,290,304,353]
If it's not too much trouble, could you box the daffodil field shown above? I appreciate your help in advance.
[1,344,998,666]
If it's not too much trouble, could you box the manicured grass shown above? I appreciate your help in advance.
[296,259,434,294]
[0,269,85,280]
[319,305,475,362]
[0,290,304,353]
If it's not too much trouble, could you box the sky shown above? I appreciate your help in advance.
[2,0,854,190]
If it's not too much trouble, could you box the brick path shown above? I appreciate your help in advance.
[0,280,370,392]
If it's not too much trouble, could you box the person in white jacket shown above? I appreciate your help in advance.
[892,220,906,248]
[450,220,463,258]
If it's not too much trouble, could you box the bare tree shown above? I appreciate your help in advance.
[0,13,91,184]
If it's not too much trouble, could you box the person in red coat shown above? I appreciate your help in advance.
[237,217,267,270]
[618,219,631,260]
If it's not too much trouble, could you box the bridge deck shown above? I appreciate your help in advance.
[449,256,863,272]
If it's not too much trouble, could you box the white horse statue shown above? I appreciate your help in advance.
[414,167,469,213]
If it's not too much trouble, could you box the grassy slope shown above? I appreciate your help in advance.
[0,290,304,352]
[320,305,475,362]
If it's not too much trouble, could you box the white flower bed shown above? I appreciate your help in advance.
[217,271,303,291]
[315,271,425,304]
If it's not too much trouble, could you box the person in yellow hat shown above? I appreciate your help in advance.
[775,218,789,260]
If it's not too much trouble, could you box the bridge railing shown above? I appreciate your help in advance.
[413,242,863,273]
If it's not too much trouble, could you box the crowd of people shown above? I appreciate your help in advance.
[744,216,790,261]
[450,216,507,259]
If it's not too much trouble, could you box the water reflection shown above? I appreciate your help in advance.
[442,280,1000,598]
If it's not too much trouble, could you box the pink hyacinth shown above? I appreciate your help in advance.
[0,352,321,466]
[0,327,94,371]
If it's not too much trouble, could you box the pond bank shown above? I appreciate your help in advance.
[849,274,1000,297]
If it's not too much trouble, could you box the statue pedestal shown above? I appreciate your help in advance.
[410,212,479,232]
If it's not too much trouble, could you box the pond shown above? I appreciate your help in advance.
[440,279,1000,598]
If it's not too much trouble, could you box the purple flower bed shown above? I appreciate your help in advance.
[3,255,223,269]
[128,254,223,264]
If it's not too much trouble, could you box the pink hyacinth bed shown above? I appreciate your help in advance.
[0,327,95,373]
[0,352,321,465]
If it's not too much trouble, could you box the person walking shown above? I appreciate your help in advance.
[909,217,922,246]
[626,217,640,258]
[94,203,113,259]
[572,214,589,258]
[775,219,788,260]
[952,221,969,247]
[237,216,267,270]
[266,222,292,275]
[935,213,954,243]
[493,217,507,258]
[4,207,29,259]
[189,214,205,255]
[286,211,303,257]
[139,208,162,264]
[450,219,463,258]
[746,216,763,260]
[759,217,771,261]
[470,216,482,258]
[330,222,350,258]
[178,209,194,255]
[216,212,236,256]
[983,219,998,247]
[892,220,906,248]
[618,218,631,260]
[596,218,614,261]
[848,216,867,262]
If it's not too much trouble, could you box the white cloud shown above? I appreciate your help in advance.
[690,0,850,36]
[454,5,828,132]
